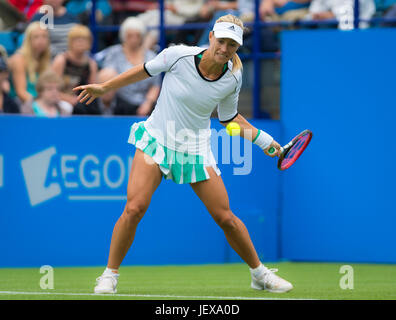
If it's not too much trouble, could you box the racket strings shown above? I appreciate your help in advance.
[285,136,307,160]
[279,132,312,170]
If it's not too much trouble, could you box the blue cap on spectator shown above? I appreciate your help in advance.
[0,56,7,72]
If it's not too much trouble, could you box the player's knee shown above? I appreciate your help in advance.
[124,201,148,223]
[216,212,237,232]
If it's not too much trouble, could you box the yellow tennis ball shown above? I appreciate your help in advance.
[226,122,240,136]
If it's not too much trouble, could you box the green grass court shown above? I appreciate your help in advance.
[1,262,395,300]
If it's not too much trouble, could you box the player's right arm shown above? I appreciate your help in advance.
[73,63,149,105]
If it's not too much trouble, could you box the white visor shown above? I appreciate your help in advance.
[213,22,243,45]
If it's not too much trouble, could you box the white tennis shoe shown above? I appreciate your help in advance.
[251,266,293,293]
[94,271,119,294]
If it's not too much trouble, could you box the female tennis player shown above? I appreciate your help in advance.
[74,14,293,294]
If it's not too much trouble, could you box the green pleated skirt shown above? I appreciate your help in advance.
[127,121,221,184]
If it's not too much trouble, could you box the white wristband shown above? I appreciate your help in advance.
[253,129,273,150]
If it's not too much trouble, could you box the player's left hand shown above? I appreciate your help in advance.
[73,84,107,105]
[264,140,281,158]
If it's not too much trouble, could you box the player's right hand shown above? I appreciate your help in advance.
[73,84,106,105]
[264,140,281,158]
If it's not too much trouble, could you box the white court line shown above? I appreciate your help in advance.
[0,291,317,300]
[68,195,126,201]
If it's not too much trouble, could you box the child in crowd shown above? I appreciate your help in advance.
[21,70,72,117]
[52,24,99,114]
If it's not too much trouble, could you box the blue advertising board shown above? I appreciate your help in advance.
[280,29,396,263]
[0,115,281,267]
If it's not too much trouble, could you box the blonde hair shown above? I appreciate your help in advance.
[68,24,93,49]
[215,14,244,72]
[36,70,63,95]
[19,22,51,84]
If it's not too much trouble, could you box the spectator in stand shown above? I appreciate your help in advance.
[0,54,20,114]
[94,0,156,50]
[31,0,78,57]
[65,0,112,25]
[200,0,239,20]
[97,68,118,115]
[21,70,72,117]
[8,21,51,103]
[137,0,205,50]
[259,0,311,22]
[237,0,255,21]
[52,24,100,115]
[172,0,239,47]
[100,17,160,116]
[382,1,396,26]
[0,45,10,92]
[0,0,41,30]
[65,0,114,51]
[107,0,157,23]
[197,0,238,46]
[100,0,156,48]
[304,0,375,29]
[7,0,43,20]
[375,0,396,16]
[235,0,311,52]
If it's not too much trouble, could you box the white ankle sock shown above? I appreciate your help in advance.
[250,264,266,278]
[104,267,119,275]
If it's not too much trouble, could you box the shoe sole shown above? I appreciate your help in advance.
[251,282,293,293]
[94,288,117,294]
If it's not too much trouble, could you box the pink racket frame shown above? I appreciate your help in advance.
[278,130,312,170]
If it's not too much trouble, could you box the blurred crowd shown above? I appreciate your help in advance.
[0,0,395,117]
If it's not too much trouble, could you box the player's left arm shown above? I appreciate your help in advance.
[73,64,149,105]
[221,114,281,157]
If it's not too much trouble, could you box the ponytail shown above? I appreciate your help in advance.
[232,53,243,72]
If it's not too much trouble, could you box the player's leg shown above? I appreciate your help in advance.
[190,167,293,293]
[107,149,162,269]
[95,149,162,293]
[190,167,260,268]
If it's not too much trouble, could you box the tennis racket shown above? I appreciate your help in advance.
[268,129,313,170]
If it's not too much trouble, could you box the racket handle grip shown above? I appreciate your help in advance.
[268,147,276,155]
[268,146,284,155]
